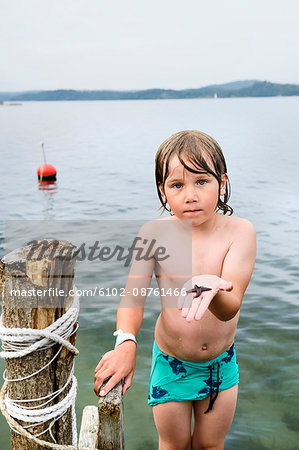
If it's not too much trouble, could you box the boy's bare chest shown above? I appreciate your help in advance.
[155,229,231,279]
[191,237,229,276]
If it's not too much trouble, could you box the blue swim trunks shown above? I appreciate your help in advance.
[148,340,239,413]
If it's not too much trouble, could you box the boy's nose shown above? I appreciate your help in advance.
[185,186,198,202]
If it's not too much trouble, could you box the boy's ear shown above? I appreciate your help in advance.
[220,174,228,196]
[158,183,166,203]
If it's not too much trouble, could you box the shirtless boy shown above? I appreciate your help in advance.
[94,130,256,450]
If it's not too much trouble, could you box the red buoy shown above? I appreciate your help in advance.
[37,163,57,181]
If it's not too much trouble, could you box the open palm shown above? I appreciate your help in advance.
[177,274,233,322]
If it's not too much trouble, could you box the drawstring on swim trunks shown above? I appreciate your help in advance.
[204,361,220,414]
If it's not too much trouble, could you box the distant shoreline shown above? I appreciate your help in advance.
[1,80,299,102]
[0,102,22,106]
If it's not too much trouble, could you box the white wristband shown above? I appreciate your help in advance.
[113,329,137,348]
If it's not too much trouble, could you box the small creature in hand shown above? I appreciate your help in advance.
[186,285,212,298]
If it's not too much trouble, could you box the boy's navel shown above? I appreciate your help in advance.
[202,344,207,351]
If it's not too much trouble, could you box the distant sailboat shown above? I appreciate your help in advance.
[214,92,218,99]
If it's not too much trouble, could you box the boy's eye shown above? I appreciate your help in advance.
[197,179,207,185]
[172,183,182,189]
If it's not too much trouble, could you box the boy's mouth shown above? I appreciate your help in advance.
[184,209,202,214]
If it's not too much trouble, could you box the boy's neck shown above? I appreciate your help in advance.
[190,212,221,235]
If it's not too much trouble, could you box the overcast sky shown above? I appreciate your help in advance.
[1,0,298,91]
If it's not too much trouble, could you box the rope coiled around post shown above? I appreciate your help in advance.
[0,291,91,449]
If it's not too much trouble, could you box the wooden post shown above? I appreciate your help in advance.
[78,405,99,448]
[0,239,78,449]
[98,380,124,450]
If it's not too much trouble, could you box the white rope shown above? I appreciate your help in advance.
[0,291,80,448]
[6,370,77,421]
[0,294,80,358]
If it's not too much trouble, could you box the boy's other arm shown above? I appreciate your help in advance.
[94,279,153,397]
[209,219,256,321]
[94,224,155,396]
[93,306,143,397]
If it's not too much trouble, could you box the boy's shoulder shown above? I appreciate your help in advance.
[140,216,176,230]
[222,214,254,226]
[156,216,175,221]
[138,217,170,237]
[220,214,256,238]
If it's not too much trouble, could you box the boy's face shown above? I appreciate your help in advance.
[159,154,227,225]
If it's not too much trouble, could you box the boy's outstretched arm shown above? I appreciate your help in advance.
[209,219,256,321]
[178,219,256,322]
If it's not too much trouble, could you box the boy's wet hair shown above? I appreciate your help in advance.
[155,130,233,215]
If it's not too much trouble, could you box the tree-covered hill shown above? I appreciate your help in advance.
[0,80,298,102]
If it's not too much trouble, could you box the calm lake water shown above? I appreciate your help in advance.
[0,97,299,449]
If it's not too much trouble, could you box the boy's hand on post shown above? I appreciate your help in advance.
[94,340,137,397]
[177,274,233,322]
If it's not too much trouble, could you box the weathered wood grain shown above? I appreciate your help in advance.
[0,240,77,449]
